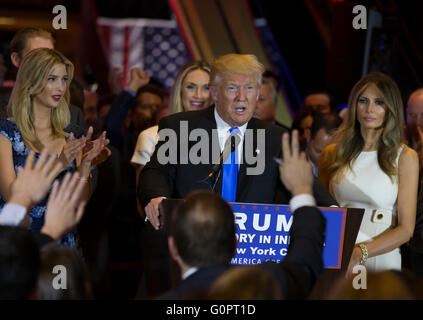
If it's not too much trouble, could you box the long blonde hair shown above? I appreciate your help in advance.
[327,72,405,185]
[9,48,73,148]
[169,61,211,114]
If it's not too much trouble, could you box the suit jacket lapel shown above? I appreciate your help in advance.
[201,105,217,127]
[236,118,258,202]
[193,106,220,192]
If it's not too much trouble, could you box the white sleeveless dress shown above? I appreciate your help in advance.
[332,146,404,272]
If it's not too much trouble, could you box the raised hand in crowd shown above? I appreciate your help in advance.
[127,67,150,93]
[41,172,87,240]
[278,129,314,196]
[9,149,63,210]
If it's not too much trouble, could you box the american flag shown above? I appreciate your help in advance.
[96,17,190,89]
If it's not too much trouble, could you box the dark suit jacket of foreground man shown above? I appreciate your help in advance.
[159,205,326,300]
[138,105,336,208]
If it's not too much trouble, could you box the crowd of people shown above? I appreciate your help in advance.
[1,27,423,301]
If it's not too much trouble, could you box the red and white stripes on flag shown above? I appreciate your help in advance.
[97,17,190,88]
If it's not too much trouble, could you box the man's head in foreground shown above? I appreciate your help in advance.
[168,191,236,275]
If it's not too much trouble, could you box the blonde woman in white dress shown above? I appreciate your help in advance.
[319,72,419,274]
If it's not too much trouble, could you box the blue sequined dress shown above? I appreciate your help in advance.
[0,119,84,247]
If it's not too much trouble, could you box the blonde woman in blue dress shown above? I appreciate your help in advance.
[0,48,108,246]
[319,72,419,274]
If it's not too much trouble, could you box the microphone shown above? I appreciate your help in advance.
[208,133,240,190]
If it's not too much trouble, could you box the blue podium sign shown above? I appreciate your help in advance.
[230,203,346,269]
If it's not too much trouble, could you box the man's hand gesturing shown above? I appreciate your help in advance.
[144,196,165,230]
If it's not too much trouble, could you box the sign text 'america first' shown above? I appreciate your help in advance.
[231,203,346,269]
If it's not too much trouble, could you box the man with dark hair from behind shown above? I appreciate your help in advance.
[160,130,326,299]
[306,113,342,176]
[38,243,93,300]
[167,191,236,291]
[0,226,40,299]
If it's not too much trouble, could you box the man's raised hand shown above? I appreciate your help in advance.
[278,130,314,196]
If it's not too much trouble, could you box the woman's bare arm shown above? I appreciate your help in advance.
[0,135,17,202]
[347,146,419,273]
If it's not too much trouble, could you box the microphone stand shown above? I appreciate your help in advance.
[209,134,237,192]
[210,158,223,192]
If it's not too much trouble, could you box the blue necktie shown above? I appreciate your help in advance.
[221,127,239,202]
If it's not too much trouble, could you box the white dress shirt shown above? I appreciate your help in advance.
[289,194,316,213]
[182,267,199,280]
[214,108,248,166]
[131,125,159,166]
[0,203,27,226]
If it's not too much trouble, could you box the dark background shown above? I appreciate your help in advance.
[1,0,422,111]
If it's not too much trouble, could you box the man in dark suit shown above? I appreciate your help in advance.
[160,130,325,299]
[138,54,336,230]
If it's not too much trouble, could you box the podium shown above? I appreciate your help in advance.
[309,207,364,299]
[143,199,364,298]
